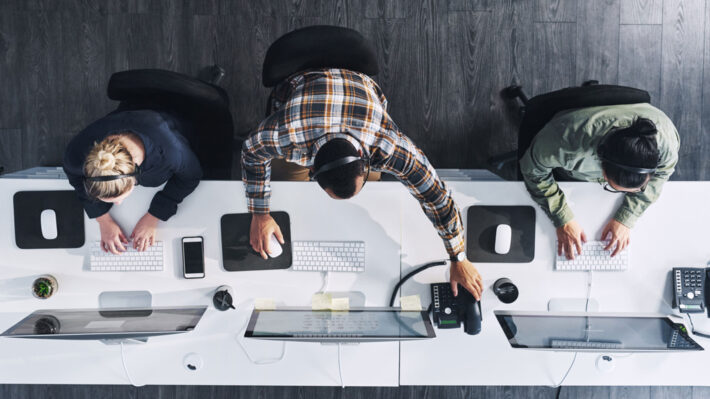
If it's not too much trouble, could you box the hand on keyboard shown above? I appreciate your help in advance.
[556,219,587,260]
[601,219,631,257]
[130,213,159,252]
[96,213,129,254]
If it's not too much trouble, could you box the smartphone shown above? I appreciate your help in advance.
[182,236,205,279]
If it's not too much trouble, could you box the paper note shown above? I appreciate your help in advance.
[312,293,333,310]
[330,297,350,311]
[255,298,276,310]
[400,295,422,311]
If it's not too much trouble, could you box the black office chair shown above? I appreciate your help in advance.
[489,81,651,179]
[107,68,234,180]
[261,25,379,116]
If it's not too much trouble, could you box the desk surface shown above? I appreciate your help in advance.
[1,178,709,386]
[0,179,403,386]
[400,181,710,386]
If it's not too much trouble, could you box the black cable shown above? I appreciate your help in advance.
[389,260,447,307]
[555,386,562,399]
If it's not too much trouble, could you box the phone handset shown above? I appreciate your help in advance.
[430,283,482,335]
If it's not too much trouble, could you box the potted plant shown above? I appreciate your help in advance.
[32,275,58,299]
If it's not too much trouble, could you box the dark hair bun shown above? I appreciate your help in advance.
[632,118,657,137]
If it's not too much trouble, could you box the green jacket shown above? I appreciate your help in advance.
[519,103,680,228]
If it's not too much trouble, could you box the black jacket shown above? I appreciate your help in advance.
[63,109,202,221]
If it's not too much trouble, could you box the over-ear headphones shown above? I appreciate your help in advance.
[84,165,142,182]
[596,154,657,175]
[309,133,371,181]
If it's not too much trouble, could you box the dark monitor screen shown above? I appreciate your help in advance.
[495,311,703,352]
[245,307,436,342]
[1,307,206,340]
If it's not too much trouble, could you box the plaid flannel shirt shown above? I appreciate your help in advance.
[241,68,464,257]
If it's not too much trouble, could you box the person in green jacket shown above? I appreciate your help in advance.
[519,103,680,260]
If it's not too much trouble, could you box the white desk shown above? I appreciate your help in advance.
[2,178,710,386]
[399,181,710,386]
[0,179,403,386]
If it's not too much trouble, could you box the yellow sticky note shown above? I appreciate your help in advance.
[312,293,333,310]
[255,298,276,310]
[400,295,422,311]
[330,297,350,311]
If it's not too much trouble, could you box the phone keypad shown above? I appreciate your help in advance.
[674,267,706,313]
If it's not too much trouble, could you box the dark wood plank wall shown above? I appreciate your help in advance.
[1,0,708,180]
[1,0,710,397]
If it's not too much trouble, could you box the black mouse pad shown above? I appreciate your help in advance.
[220,211,292,271]
[13,190,85,249]
[466,205,535,263]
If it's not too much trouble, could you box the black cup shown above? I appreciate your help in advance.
[493,278,519,304]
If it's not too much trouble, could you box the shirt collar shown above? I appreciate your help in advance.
[310,130,368,160]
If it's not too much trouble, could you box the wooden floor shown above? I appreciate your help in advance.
[1,0,710,396]
[1,0,709,180]
[2,385,710,399]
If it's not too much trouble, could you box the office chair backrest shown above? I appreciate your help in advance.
[106,68,234,180]
[262,25,379,88]
[108,69,229,112]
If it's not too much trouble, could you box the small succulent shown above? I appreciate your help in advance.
[32,277,56,299]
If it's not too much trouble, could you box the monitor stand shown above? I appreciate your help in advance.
[98,290,152,345]
[547,297,599,312]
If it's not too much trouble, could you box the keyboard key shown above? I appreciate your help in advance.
[291,241,365,273]
[89,241,164,272]
[555,240,628,271]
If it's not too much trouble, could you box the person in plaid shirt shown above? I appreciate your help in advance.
[241,68,482,299]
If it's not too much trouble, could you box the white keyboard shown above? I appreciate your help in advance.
[292,241,365,272]
[555,240,629,271]
[550,339,624,350]
[89,241,164,271]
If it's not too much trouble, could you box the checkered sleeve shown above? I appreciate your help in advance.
[380,133,465,257]
[240,119,283,214]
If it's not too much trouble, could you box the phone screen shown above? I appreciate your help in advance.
[183,240,204,274]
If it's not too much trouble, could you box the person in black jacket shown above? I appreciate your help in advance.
[63,109,202,254]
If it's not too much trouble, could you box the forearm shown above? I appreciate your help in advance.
[421,198,465,257]
[241,154,272,214]
[520,150,574,227]
[148,172,201,221]
[614,175,667,228]
[381,136,464,256]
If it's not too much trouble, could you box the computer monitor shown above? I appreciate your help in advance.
[494,310,703,352]
[1,306,207,341]
[245,307,436,343]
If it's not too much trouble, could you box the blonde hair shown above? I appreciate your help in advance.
[83,136,136,200]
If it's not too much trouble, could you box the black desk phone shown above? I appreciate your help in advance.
[672,267,709,314]
[430,283,482,335]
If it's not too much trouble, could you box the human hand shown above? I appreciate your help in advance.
[450,259,483,300]
[601,219,631,257]
[556,219,587,260]
[249,213,284,259]
[130,213,159,251]
[96,213,128,255]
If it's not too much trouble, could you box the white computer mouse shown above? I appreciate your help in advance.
[40,209,58,240]
[267,234,283,258]
[494,224,512,255]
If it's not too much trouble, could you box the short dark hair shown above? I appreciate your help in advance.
[313,138,365,199]
[599,118,660,189]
